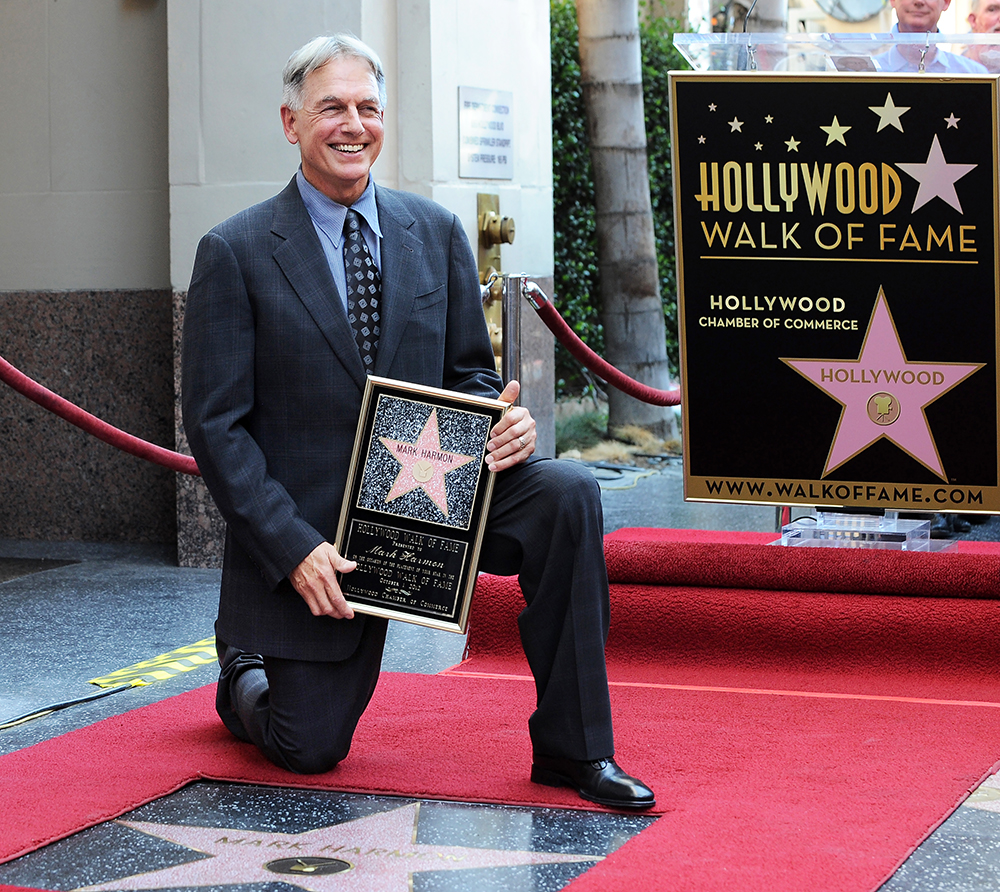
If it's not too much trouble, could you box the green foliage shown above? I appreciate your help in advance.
[551,0,601,396]
[641,15,688,375]
[550,0,689,394]
[555,410,609,455]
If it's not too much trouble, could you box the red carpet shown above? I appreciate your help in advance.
[4,527,1000,891]
[460,529,1000,701]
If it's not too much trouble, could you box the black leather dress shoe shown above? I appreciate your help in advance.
[930,513,952,539]
[531,754,656,809]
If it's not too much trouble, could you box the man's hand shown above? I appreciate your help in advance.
[486,380,536,472]
[289,542,356,619]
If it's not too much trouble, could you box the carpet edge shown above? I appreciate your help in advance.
[866,756,1000,892]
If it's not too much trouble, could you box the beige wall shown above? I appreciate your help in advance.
[0,0,169,291]
[168,0,553,291]
[0,0,175,545]
[395,0,554,279]
[0,0,555,297]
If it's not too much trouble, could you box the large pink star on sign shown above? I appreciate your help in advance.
[895,134,977,214]
[782,288,981,480]
[379,408,476,517]
[78,804,600,892]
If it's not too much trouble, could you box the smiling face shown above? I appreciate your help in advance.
[970,0,1000,31]
[890,0,951,31]
[280,55,385,206]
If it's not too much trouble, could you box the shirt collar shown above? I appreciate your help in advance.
[295,170,382,245]
[890,23,940,33]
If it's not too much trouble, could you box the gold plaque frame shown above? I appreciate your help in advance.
[335,376,506,633]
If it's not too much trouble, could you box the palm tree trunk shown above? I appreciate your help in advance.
[576,0,675,437]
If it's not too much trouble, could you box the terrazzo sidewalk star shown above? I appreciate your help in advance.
[77,804,600,892]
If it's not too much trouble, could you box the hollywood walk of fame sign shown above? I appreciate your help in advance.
[669,72,1000,513]
[335,377,506,632]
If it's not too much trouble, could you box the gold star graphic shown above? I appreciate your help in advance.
[869,93,910,132]
[820,116,851,146]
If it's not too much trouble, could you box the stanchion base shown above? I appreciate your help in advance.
[771,511,955,552]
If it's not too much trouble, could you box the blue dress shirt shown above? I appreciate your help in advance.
[296,169,383,311]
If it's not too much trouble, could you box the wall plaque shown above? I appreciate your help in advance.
[459,86,514,179]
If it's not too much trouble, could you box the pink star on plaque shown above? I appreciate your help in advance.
[896,134,977,213]
[379,409,476,517]
[782,288,981,480]
[77,804,600,892]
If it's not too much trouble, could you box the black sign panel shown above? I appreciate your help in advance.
[670,72,1000,513]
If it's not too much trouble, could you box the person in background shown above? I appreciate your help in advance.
[875,0,988,71]
[964,0,1000,71]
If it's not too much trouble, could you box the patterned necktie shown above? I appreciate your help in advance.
[343,208,381,370]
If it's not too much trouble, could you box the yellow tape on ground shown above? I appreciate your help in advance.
[89,636,218,688]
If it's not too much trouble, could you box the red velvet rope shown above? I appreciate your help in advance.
[528,293,681,407]
[0,355,200,476]
[1,284,675,478]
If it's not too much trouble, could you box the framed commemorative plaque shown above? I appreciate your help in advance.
[335,376,506,633]
[670,71,1000,514]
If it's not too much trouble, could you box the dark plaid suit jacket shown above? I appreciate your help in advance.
[182,177,501,661]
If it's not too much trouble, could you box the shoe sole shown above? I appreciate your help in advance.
[530,765,656,809]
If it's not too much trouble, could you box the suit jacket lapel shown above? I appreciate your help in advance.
[373,188,421,377]
[270,179,368,391]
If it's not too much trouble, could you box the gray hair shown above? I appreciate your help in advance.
[281,34,386,111]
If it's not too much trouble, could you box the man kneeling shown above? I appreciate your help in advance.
[181,33,654,811]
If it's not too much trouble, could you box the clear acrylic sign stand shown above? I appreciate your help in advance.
[773,511,956,551]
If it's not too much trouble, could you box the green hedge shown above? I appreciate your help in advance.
[551,0,688,395]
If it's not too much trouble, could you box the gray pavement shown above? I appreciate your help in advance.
[592,457,779,534]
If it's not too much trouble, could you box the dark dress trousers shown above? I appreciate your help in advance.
[182,177,614,772]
